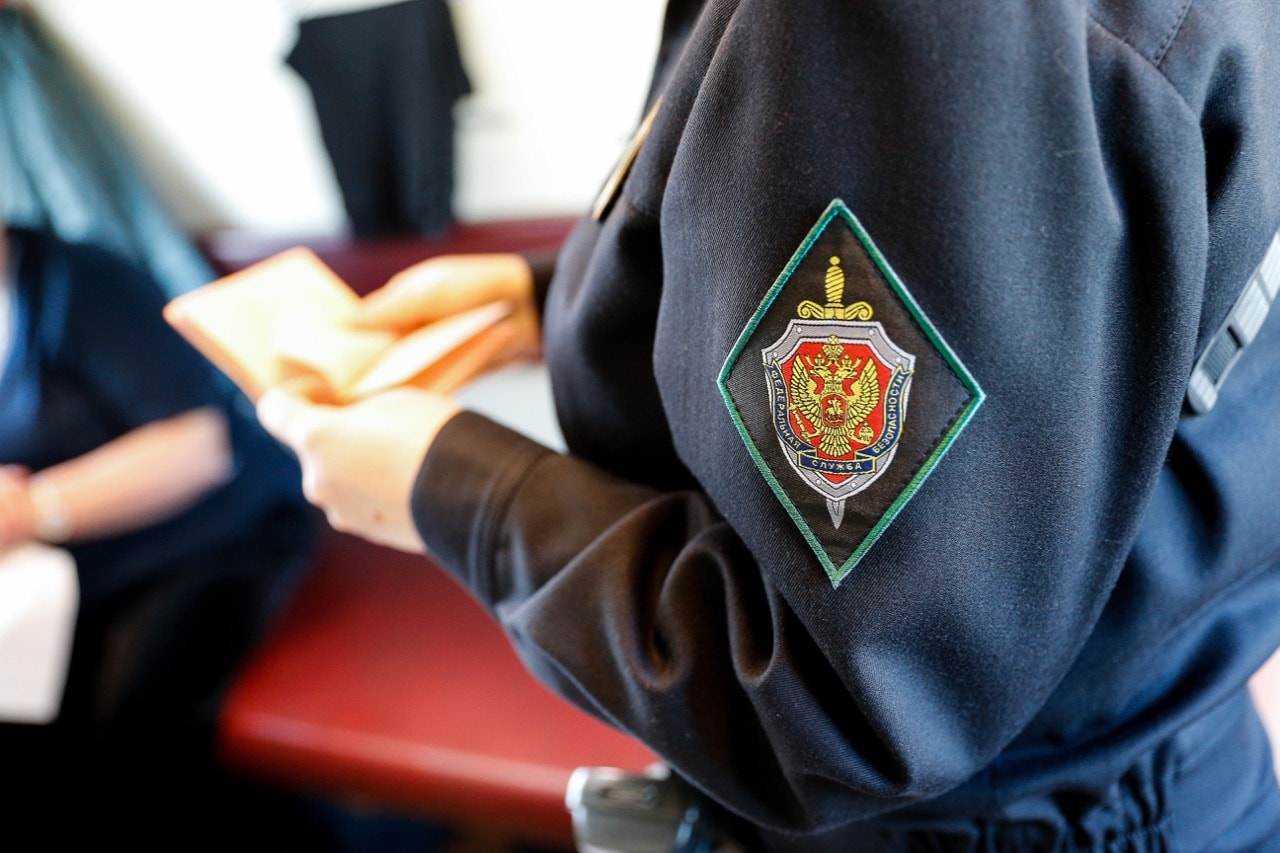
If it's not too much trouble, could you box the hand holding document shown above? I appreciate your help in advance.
[173,249,540,550]
[163,248,517,403]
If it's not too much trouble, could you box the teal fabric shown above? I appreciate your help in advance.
[0,9,213,298]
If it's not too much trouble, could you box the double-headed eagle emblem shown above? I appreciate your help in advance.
[761,256,916,528]
[789,336,881,457]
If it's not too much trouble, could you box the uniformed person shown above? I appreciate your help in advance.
[256,0,1280,848]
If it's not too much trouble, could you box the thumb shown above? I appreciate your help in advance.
[256,384,320,449]
[353,254,532,330]
[354,264,456,330]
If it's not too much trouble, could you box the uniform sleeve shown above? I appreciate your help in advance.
[416,414,934,828]
[413,0,1280,834]
[61,243,223,430]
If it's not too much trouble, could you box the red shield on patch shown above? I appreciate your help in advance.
[778,339,889,485]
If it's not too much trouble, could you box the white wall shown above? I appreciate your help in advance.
[451,1,666,222]
[24,0,665,236]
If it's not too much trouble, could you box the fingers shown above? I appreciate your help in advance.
[255,385,335,514]
[353,253,534,331]
[358,257,461,328]
[255,384,458,554]
[256,384,322,450]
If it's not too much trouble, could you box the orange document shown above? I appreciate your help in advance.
[163,248,512,403]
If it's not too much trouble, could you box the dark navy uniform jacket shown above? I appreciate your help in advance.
[412,1,1280,847]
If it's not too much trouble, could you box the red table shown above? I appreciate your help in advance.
[218,531,657,846]
[208,217,657,845]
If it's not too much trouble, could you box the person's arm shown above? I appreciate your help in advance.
[0,236,243,551]
[416,0,1280,832]
[0,408,233,547]
[0,466,37,548]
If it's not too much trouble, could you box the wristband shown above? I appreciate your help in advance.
[28,478,73,544]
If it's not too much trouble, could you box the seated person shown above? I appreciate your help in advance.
[0,221,315,843]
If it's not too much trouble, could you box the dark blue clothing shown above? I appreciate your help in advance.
[412,0,1280,848]
[1,227,310,601]
[1,227,316,845]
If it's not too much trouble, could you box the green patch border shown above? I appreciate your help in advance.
[717,199,985,587]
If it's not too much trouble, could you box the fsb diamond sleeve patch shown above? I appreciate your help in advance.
[718,200,984,587]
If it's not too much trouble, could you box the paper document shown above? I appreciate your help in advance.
[163,248,512,402]
[0,542,78,724]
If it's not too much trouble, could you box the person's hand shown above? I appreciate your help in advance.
[0,465,37,550]
[257,382,461,553]
[354,253,540,372]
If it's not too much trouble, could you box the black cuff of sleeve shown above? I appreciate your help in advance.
[411,410,552,607]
